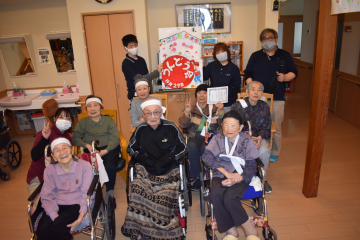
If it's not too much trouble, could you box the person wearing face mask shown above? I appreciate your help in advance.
[121,34,163,100]
[179,84,224,190]
[130,78,160,127]
[244,28,297,163]
[26,108,74,212]
[203,43,242,113]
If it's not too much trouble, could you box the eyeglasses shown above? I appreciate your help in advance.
[262,37,276,41]
[144,111,161,118]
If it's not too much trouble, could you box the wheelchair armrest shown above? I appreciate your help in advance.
[28,182,44,202]
[255,158,264,168]
[87,175,99,196]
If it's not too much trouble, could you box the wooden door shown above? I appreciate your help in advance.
[108,13,135,141]
[83,12,135,141]
[83,15,120,126]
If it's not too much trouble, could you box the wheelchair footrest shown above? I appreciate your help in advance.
[249,216,268,227]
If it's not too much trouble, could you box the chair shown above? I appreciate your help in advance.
[238,93,276,149]
[76,109,128,181]
[28,141,116,240]
[130,93,168,134]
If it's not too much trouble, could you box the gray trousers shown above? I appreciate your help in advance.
[208,177,249,232]
[258,139,270,172]
[271,101,285,156]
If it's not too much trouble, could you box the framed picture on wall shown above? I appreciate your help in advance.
[176,3,231,34]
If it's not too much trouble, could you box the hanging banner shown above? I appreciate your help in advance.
[159,27,203,89]
[331,0,360,15]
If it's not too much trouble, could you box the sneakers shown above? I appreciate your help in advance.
[269,155,278,162]
[265,181,273,194]
[191,178,201,191]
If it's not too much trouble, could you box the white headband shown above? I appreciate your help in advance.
[51,138,72,152]
[140,99,166,114]
[86,97,102,106]
[135,81,149,89]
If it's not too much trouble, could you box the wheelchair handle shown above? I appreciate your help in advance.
[91,140,99,152]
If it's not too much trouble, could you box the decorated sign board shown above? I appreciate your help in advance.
[159,27,203,89]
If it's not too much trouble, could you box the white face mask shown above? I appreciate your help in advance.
[56,119,72,132]
[126,47,138,56]
[262,40,276,51]
[216,52,228,62]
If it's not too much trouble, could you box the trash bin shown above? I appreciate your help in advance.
[31,112,46,134]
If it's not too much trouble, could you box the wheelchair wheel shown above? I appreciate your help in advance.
[0,169,10,181]
[105,195,116,240]
[262,226,277,240]
[182,165,189,211]
[199,171,205,217]
[5,140,22,170]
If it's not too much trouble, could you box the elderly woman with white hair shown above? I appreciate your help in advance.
[36,138,94,240]
[231,81,272,193]
[122,99,187,240]
[130,78,160,127]
[72,95,120,199]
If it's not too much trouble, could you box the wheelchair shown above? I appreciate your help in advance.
[0,110,22,181]
[199,129,277,240]
[27,140,122,240]
[126,156,190,236]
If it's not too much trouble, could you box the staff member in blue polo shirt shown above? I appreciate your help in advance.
[122,34,163,100]
[244,28,297,163]
[203,43,241,113]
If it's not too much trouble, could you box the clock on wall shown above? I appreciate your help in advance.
[95,0,113,3]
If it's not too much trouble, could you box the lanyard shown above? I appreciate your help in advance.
[196,102,218,136]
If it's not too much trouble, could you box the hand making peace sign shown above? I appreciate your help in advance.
[42,120,51,139]
[185,98,192,116]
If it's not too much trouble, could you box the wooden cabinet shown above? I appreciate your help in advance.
[157,90,195,126]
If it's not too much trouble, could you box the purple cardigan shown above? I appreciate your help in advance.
[40,159,93,220]
[202,132,259,183]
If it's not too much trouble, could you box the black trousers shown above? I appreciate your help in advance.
[85,144,120,191]
[208,177,249,233]
[187,132,205,178]
[36,204,80,240]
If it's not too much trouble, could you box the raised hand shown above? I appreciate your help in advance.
[158,63,163,72]
[215,102,224,111]
[42,120,51,139]
[184,98,192,115]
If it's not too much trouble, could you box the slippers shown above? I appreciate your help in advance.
[223,235,238,240]
[246,235,260,240]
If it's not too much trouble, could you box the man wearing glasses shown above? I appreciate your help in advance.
[244,28,297,163]
[127,99,187,176]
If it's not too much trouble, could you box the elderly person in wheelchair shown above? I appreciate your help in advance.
[36,138,94,240]
[122,99,187,240]
[231,81,273,194]
[179,84,224,190]
[202,111,261,240]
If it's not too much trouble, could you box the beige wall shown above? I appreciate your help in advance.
[147,0,278,71]
[340,16,360,75]
[300,0,319,64]
[66,0,150,95]
[0,0,77,90]
[280,0,304,16]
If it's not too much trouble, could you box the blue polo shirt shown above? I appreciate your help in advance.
[122,54,149,100]
[203,61,241,107]
[244,48,298,101]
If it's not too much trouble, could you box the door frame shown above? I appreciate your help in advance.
[81,10,136,95]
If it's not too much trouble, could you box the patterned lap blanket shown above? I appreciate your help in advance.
[121,164,185,240]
